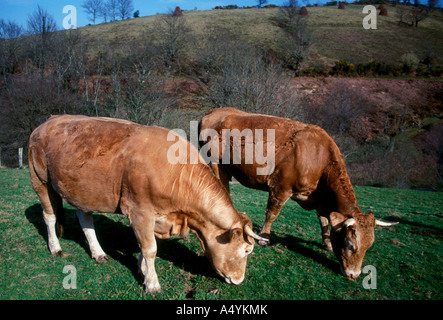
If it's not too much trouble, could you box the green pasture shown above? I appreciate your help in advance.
[0,168,441,300]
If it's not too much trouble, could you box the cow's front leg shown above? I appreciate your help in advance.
[76,210,108,263]
[131,212,161,293]
[259,191,291,246]
[138,241,160,294]
[317,214,333,252]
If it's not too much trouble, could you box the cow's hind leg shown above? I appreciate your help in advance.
[76,210,108,263]
[35,184,68,257]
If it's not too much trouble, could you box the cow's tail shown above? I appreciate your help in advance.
[54,195,65,238]
[29,143,65,238]
[197,118,204,149]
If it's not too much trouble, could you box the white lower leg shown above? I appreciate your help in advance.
[76,210,107,262]
[141,245,160,293]
[43,212,63,256]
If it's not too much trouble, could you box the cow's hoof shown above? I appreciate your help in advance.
[258,239,270,246]
[53,250,71,258]
[94,255,109,263]
[323,243,333,252]
[257,233,270,246]
[145,284,161,294]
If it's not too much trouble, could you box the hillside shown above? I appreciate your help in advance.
[0,4,442,190]
[78,5,443,66]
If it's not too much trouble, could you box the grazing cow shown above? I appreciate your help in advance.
[199,107,397,279]
[28,115,266,293]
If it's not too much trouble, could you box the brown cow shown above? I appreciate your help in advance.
[28,115,266,293]
[199,107,397,279]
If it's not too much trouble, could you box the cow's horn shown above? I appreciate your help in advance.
[244,225,269,243]
[375,220,399,227]
[344,218,356,228]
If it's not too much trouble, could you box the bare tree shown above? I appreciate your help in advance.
[397,4,429,27]
[0,19,24,81]
[0,19,24,39]
[0,73,85,159]
[100,4,109,23]
[118,0,134,20]
[26,5,57,74]
[106,0,118,21]
[428,0,439,8]
[152,12,190,69]
[257,0,268,7]
[27,5,57,35]
[82,0,103,24]
[410,6,429,27]
[49,29,85,98]
[279,0,299,26]
[208,44,293,116]
[123,65,170,125]
[280,15,314,75]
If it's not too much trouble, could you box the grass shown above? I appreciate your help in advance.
[79,5,443,65]
[0,168,442,300]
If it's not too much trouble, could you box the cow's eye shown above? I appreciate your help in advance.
[345,238,356,252]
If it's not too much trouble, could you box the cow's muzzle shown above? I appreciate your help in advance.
[223,274,244,285]
[341,266,361,279]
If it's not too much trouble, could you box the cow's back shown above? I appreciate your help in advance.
[29,115,166,213]
[200,108,340,191]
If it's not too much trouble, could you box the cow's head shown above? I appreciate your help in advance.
[330,212,397,279]
[197,214,267,285]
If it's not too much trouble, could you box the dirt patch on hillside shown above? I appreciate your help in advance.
[289,77,442,120]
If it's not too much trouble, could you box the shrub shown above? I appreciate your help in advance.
[301,62,329,76]
[429,65,443,77]
[400,52,419,74]
[355,60,401,77]
[331,60,356,76]
[379,4,388,17]
[299,7,309,16]
[172,6,183,17]
[214,5,238,9]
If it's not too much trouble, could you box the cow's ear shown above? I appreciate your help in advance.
[330,212,346,228]
[230,228,243,242]
[367,212,376,227]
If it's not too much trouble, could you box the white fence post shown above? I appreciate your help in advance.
[18,147,23,168]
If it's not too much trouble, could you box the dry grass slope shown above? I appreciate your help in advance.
[78,6,443,65]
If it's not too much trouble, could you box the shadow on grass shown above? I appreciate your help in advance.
[272,232,341,275]
[250,222,341,275]
[25,203,217,287]
[382,216,443,236]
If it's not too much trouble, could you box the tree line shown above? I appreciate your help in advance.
[82,0,134,24]
[0,4,311,167]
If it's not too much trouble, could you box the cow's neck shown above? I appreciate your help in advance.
[177,164,239,231]
[325,158,363,218]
